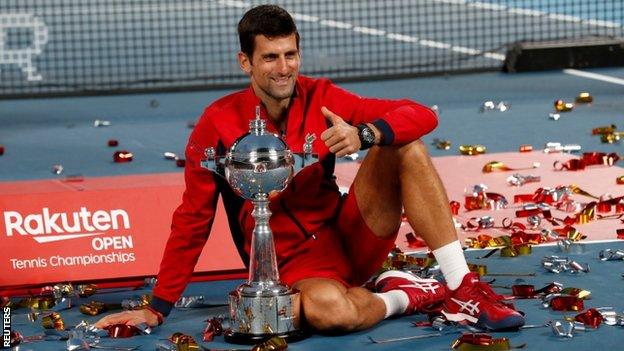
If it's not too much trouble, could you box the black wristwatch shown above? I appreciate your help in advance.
[356,123,376,150]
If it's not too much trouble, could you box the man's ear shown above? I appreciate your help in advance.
[238,52,252,75]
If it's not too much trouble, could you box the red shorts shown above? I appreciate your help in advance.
[279,184,398,287]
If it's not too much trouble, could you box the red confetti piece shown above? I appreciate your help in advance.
[554,158,585,171]
[597,202,612,213]
[464,192,507,210]
[513,194,534,203]
[511,284,535,298]
[113,150,133,163]
[405,232,426,249]
[108,139,119,147]
[10,331,23,347]
[203,317,223,342]
[449,201,460,215]
[550,296,584,311]
[105,324,142,338]
[592,125,616,135]
[583,152,619,166]
[575,308,603,328]
[515,208,541,218]
[203,330,215,342]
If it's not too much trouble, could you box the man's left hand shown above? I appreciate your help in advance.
[320,106,361,157]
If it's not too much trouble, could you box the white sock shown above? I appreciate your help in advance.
[375,290,409,318]
[432,240,470,290]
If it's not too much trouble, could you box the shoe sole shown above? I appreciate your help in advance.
[441,310,478,324]
[376,270,441,285]
[442,310,525,330]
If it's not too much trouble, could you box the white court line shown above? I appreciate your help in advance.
[403,238,624,254]
[218,0,624,85]
[216,0,504,62]
[319,19,352,30]
[536,238,624,247]
[353,26,386,36]
[434,0,622,29]
[564,69,624,86]
[39,1,219,16]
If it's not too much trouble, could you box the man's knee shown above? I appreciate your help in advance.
[398,139,429,160]
[300,288,358,332]
[393,139,436,174]
[369,139,429,164]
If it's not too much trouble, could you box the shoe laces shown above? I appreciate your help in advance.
[477,282,504,301]
[462,280,507,308]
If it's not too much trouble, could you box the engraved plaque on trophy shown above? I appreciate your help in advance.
[201,106,318,343]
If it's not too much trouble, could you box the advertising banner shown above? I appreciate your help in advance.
[0,173,245,288]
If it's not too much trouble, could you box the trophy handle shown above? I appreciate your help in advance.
[291,152,319,174]
[201,148,320,177]
[200,147,226,175]
[293,132,319,173]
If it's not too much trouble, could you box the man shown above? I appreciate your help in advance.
[96,5,524,332]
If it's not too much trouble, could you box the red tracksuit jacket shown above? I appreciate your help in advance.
[151,76,438,315]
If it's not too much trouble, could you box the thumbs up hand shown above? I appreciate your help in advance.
[320,106,361,157]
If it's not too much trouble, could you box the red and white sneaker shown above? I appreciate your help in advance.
[375,270,446,314]
[442,273,525,330]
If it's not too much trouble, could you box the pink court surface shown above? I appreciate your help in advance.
[335,150,623,252]
[1,148,621,291]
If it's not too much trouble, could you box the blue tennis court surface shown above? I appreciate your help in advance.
[2,67,624,181]
[480,0,623,23]
[7,241,624,350]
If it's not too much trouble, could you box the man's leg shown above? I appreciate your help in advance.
[349,140,470,290]
[352,140,456,249]
[289,140,451,332]
[293,278,386,332]
[351,140,524,331]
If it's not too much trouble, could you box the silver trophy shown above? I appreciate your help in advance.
[201,106,318,343]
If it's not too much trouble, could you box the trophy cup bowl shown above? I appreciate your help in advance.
[201,108,315,344]
[225,130,294,199]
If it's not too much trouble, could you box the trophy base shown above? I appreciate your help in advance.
[223,328,307,344]
[227,286,303,345]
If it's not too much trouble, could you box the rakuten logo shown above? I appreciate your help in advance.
[4,207,130,243]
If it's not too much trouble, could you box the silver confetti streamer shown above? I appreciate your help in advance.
[599,249,624,261]
[548,320,586,338]
[542,256,589,274]
[506,173,541,187]
[93,120,111,128]
[543,142,582,153]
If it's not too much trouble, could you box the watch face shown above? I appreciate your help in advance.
[362,128,375,144]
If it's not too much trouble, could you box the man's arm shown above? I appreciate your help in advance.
[95,113,221,328]
[321,80,438,146]
[150,137,221,316]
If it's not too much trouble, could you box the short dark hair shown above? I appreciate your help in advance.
[238,5,300,58]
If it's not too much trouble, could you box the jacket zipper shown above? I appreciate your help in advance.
[279,198,316,240]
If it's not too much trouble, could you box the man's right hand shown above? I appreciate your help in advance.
[93,309,161,329]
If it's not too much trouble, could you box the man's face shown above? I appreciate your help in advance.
[239,33,300,103]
